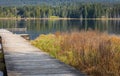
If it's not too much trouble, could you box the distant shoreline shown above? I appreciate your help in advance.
[0,18,120,20]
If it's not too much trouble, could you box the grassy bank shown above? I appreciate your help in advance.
[31,31,120,76]
[0,18,120,20]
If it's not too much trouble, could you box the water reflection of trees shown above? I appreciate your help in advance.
[0,20,120,38]
[109,20,120,34]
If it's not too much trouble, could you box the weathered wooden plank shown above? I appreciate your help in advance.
[0,29,86,76]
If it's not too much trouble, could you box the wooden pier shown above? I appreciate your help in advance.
[6,28,27,32]
[0,29,86,76]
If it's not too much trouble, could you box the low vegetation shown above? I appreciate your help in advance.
[31,31,120,76]
[0,53,5,72]
[49,16,59,19]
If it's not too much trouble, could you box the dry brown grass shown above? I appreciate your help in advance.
[31,31,120,76]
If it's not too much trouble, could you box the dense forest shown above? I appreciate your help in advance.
[0,0,120,6]
[0,3,120,18]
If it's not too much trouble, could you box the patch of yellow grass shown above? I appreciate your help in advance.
[49,16,59,19]
[31,31,120,76]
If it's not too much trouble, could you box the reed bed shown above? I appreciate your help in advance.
[31,31,120,76]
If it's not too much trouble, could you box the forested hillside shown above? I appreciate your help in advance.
[0,0,120,6]
[0,3,120,18]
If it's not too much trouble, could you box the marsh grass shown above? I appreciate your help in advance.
[31,31,120,76]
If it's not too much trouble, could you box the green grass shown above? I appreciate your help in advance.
[31,31,120,76]
[0,53,5,71]
[49,16,59,19]
[0,53,3,59]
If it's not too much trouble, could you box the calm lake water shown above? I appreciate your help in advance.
[0,19,120,40]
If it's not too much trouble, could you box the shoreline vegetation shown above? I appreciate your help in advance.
[31,31,120,76]
[0,3,120,19]
[0,53,4,75]
[0,18,120,20]
[0,53,4,70]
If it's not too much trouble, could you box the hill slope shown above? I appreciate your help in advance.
[0,0,120,6]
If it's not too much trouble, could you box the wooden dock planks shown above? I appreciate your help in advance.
[0,29,86,76]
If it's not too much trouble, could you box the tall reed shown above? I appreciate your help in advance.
[31,31,120,76]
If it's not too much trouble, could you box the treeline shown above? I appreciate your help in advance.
[0,3,120,18]
[0,0,119,6]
